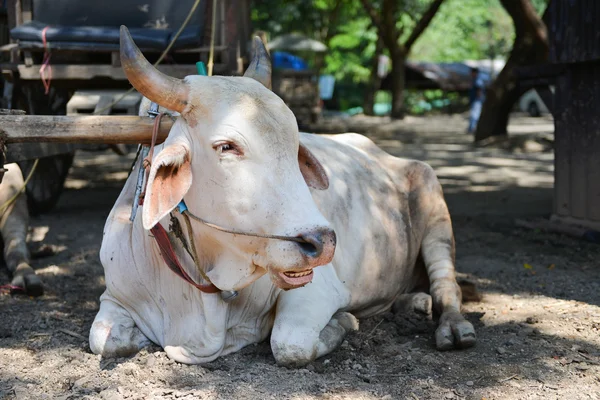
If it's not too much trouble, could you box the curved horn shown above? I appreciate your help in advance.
[244,36,272,89]
[120,26,188,113]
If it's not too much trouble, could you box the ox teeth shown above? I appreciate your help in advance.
[284,270,312,278]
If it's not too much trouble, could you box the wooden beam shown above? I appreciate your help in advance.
[0,115,174,145]
[21,0,32,23]
[16,64,199,80]
[15,64,232,80]
[11,44,229,54]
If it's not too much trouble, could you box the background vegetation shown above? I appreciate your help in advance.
[251,0,549,113]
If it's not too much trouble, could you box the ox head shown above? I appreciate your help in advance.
[120,27,335,291]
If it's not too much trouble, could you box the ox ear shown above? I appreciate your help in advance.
[298,142,328,190]
[142,144,192,230]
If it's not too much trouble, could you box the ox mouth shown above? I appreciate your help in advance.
[278,269,314,287]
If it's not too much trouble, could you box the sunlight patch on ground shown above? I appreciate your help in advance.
[472,292,600,342]
[95,275,105,286]
[72,152,136,168]
[64,178,90,189]
[29,225,49,242]
[508,122,554,134]
[290,392,385,400]
[101,171,130,181]
[36,264,73,277]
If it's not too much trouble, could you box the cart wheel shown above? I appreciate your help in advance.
[17,154,74,215]
[13,83,75,215]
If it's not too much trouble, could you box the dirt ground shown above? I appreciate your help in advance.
[1,113,600,400]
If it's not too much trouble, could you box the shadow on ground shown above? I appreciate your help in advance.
[2,114,600,400]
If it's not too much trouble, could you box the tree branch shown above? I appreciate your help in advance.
[322,0,344,44]
[359,0,382,30]
[380,0,401,51]
[500,0,548,45]
[404,0,446,51]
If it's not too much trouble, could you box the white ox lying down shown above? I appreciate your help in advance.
[90,27,476,366]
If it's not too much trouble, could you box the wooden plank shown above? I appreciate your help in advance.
[0,43,19,52]
[550,214,600,234]
[549,0,600,64]
[516,217,600,240]
[567,67,586,220]
[16,64,232,80]
[5,143,77,163]
[17,64,198,80]
[0,115,174,145]
[14,0,23,27]
[13,44,228,54]
[22,0,32,23]
[514,63,565,79]
[583,65,600,221]
[553,70,571,217]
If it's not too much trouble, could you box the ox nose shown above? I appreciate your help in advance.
[296,228,336,263]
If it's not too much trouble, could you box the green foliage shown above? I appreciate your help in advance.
[411,0,514,62]
[324,18,375,82]
[404,89,466,114]
[530,0,550,14]
[252,0,372,83]
[251,0,550,110]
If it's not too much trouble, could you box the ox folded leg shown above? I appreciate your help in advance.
[417,167,476,351]
[422,220,476,350]
[392,292,433,318]
[316,311,359,356]
[270,266,354,367]
[0,169,43,297]
[90,297,150,357]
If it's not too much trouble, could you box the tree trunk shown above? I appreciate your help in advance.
[389,51,406,119]
[363,37,385,116]
[474,0,549,142]
[360,0,445,119]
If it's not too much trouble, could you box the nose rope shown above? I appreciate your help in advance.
[177,202,306,243]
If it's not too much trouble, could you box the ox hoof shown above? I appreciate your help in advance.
[332,311,359,332]
[392,292,432,317]
[11,270,44,297]
[90,320,148,358]
[271,313,359,368]
[435,311,476,351]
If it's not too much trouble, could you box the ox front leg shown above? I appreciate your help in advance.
[270,266,355,367]
[0,166,43,297]
[90,297,150,358]
[422,209,476,351]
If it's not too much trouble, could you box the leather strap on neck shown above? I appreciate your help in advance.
[150,223,221,293]
[141,112,220,294]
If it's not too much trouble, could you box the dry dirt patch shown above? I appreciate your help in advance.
[1,114,599,400]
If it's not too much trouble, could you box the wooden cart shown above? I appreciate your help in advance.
[0,0,251,212]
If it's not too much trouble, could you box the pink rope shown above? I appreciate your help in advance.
[0,284,24,292]
[39,26,52,95]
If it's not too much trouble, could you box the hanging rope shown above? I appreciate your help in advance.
[39,26,52,94]
[207,0,218,76]
[0,159,39,214]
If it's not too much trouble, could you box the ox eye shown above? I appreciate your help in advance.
[213,141,241,156]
